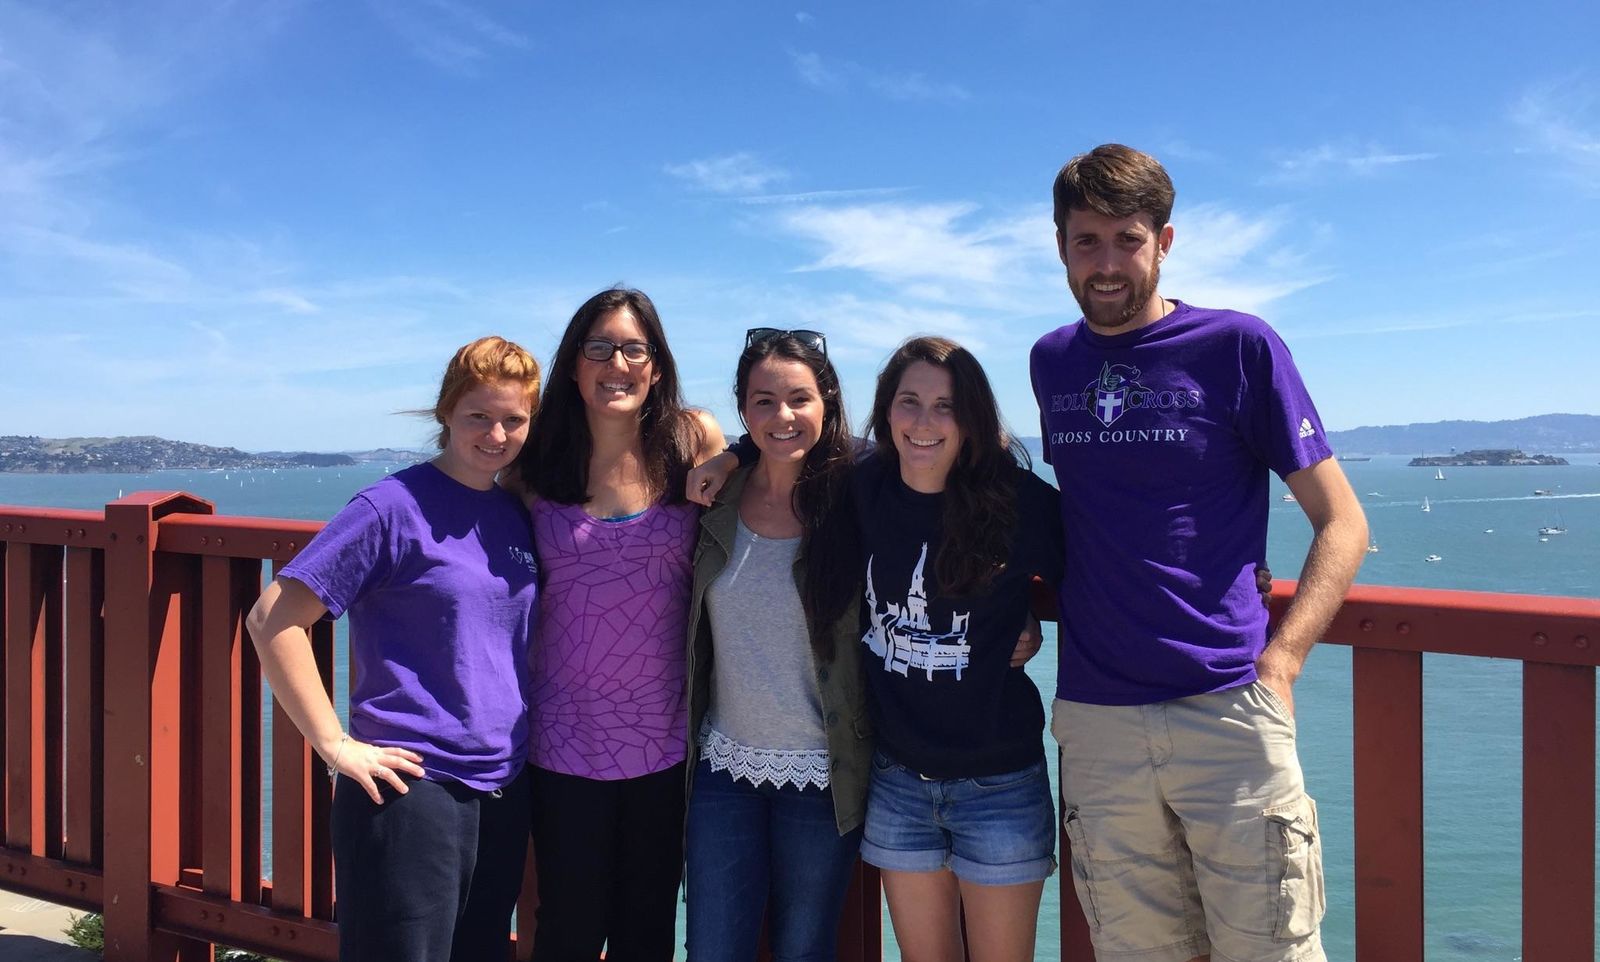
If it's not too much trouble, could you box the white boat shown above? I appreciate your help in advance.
[1366,541,1380,554]
[1534,489,1553,496]
[1422,497,1431,513]
[1434,468,1446,481]
[1280,492,1296,503]
[1540,510,1567,536]
[1424,554,1442,563]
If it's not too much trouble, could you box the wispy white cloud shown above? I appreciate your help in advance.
[368,0,530,73]
[1153,138,1220,164]
[772,195,1323,321]
[795,11,815,25]
[1161,203,1329,312]
[790,293,988,353]
[1268,142,1439,183]
[790,51,844,92]
[789,50,970,103]
[738,186,911,206]
[868,72,971,104]
[781,202,1020,285]
[666,152,789,194]
[1511,75,1600,192]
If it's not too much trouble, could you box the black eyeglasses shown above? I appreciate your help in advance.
[744,328,827,355]
[580,338,654,364]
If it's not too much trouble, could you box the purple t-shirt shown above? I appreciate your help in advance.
[1030,302,1333,705]
[529,498,697,780]
[279,462,538,791]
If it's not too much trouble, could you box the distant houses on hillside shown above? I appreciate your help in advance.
[0,435,359,474]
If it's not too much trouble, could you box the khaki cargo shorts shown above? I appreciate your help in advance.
[1052,682,1326,962]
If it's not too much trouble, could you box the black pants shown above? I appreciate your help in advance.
[529,762,687,962]
[331,768,531,962]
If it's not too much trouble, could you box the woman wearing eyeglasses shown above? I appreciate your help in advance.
[516,287,724,962]
[682,328,870,962]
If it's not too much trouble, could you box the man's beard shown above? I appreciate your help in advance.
[1071,260,1161,331]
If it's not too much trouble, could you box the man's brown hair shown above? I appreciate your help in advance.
[1052,144,1176,234]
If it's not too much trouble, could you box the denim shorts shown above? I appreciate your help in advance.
[860,752,1056,886]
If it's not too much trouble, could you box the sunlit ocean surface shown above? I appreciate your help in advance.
[4,454,1598,961]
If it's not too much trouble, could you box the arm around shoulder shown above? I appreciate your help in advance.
[689,409,727,464]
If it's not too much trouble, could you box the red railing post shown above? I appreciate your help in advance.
[4,541,63,856]
[1522,660,1595,962]
[102,492,213,962]
[64,546,106,869]
[1351,647,1424,961]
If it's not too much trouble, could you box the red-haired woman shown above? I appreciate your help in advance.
[248,336,543,962]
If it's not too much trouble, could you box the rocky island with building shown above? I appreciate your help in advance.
[1408,449,1569,467]
[0,436,359,473]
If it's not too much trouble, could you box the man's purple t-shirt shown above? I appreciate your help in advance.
[279,462,538,791]
[528,498,696,780]
[1030,302,1333,705]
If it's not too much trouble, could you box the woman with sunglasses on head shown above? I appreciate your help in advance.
[247,336,541,962]
[683,328,871,962]
[850,336,1063,962]
[517,287,724,962]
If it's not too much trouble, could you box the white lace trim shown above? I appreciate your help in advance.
[700,724,831,790]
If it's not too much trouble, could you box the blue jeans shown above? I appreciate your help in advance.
[684,761,864,962]
[861,752,1056,886]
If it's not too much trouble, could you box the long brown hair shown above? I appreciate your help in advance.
[519,288,702,504]
[734,334,857,660]
[868,336,1028,596]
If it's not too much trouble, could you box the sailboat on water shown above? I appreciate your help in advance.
[1539,509,1566,536]
[1434,467,1446,481]
[1422,496,1432,513]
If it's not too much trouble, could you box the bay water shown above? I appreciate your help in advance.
[3,454,1597,960]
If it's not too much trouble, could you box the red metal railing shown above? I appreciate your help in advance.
[2,494,1596,961]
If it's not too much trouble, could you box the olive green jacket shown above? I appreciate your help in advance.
[685,465,873,835]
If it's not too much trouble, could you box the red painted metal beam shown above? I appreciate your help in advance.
[1522,661,1596,962]
[4,542,63,856]
[0,846,103,911]
[1274,581,1600,667]
[157,514,322,562]
[63,547,105,868]
[1351,647,1425,962]
[103,491,213,962]
[0,509,111,550]
[153,883,337,962]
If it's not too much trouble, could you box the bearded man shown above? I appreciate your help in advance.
[1031,144,1368,962]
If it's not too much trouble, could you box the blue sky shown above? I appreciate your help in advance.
[2,0,1598,452]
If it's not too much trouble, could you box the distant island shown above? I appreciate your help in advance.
[1408,449,1569,467]
[0,436,367,474]
[1326,413,1600,455]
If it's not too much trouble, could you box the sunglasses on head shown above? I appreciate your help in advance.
[744,328,827,355]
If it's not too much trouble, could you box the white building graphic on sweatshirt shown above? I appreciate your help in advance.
[863,542,971,680]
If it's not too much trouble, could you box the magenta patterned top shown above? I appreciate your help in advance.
[529,497,697,780]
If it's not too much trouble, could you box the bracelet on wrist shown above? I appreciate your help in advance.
[325,734,349,782]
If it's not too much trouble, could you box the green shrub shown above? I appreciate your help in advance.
[64,912,104,953]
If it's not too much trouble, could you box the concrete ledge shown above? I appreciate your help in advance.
[0,892,97,960]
